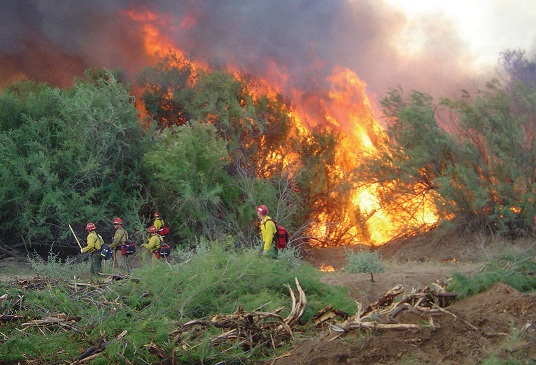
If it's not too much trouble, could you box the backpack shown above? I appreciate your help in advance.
[100,243,113,260]
[120,239,136,255]
[274,225,289,249]
[93,233,111,259]
[265,219,290,249]
[159,242,171,258]
[157,226,170,236]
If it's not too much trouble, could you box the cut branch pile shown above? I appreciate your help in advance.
[13,276,51,290]
[0,314,24,323]
[328,283,465,339]
[171,277,307,352]
[21,313,81,332]
[69,330,127,364]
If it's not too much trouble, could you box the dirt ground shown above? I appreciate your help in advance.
[274,230,536,365]
[1,230,535,365]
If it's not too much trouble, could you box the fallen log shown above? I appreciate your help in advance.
[0,314,25,323]
[21,313,81,329]
[70,330,127,364]
[312,305,349,326]
[330,321,423,333]
[144,341,170,361]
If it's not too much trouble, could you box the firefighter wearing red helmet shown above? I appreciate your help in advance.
[257,205,277,259]
[143,225,163,262]
[81,222,104,277]
[153,211,170,237]
[110,217,130,274]
[153,212,165,231]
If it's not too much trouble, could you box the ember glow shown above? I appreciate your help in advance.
[320,264,336,272]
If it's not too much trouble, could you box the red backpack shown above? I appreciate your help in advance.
[265,219,289,249]
[275,225,289,249]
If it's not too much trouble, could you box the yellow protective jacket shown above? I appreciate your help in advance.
[82,231,103,254]
[110,227,128,250]
[153,218,165,231]
[143,233,162,251]
[260,216,277,252]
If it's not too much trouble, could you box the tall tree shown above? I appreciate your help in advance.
[0,71,146,248]
[137,52,195,128]
[359,51,536,236]
[142,122,236,243]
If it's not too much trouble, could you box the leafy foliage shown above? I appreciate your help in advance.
[142,122,237,243]
[0,71,146,248]
[447,252,536,298]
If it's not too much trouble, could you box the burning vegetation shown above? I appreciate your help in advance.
[129,7,439,247]
[1,3,536,250]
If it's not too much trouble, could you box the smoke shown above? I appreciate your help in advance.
[0,0,496,101]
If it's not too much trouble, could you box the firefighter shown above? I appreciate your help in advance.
[81,222,103,276]
[109,217,130,274]
[257,205,277,259]
[153,212,165,232]
[142,225,163,262]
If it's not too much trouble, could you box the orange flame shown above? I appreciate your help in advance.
[320,264,336,272]
[125,8,439,246]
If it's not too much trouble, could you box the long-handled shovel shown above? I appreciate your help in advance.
[69,224,85,281]
[69,224,83,250]
[69,224,90,262]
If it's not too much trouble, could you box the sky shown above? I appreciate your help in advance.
[386,0,536,67]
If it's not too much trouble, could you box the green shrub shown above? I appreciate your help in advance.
[28,250,88,280]
[344,249,385,273]
[277,245,303,271]
[448,254,536,298]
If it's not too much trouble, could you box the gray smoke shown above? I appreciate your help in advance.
[0,0,493,101]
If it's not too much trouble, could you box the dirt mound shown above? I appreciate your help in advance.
[270,282,536,365]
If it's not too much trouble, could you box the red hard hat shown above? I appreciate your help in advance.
[149,225,157,233]
[153,212,160,217]
[113,217,123,225]
[256,205,268,215]
[85,222,96,231]
[533,215,536,222]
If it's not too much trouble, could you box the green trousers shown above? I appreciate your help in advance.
[90,252,102,275]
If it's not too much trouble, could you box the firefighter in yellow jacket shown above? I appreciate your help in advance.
[257,205,277,259]
[81,222,103,276]
[110,217,129,274]
[153,212,165,231]
[142,225,162,262]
